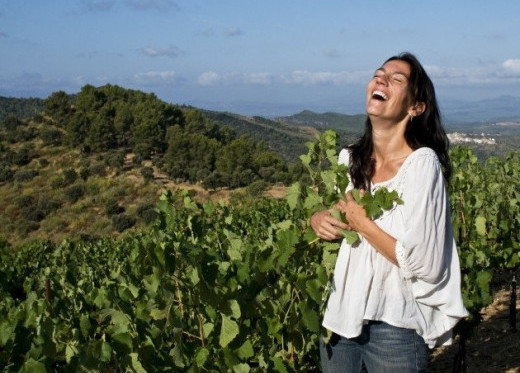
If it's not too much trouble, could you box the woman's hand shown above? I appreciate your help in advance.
[337,191,369,233]
[310,209,350,241]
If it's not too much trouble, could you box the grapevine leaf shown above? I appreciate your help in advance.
[475,216,486,236]
[195,347,210,367]
[271,357,288,373]
[305,278,322,303]
[337,228,360,245]
[65,344,77,364]
[203,322,214,338]
[233,363,251,373]
[286,182,301,211]
[219,314,239,348]
[236,339,254,359]
[129,352,148,373]
[20,358,46,373]
[299,303,320,332]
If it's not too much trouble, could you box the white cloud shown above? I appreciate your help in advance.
[425,62,520,85]
[134,70,178,85]
[198,71,221,86]
[198,71,272,86]
[282,70,368,85]
[141,45,181,57]
[503,59,520,75]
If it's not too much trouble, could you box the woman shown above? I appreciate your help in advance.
[311,52,468,372]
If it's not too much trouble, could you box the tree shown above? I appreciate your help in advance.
[44,91,72,124]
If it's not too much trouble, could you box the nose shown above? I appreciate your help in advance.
[375,74,388,86]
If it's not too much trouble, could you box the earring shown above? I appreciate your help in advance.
[409,115,414,123]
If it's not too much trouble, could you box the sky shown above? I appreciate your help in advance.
[1,0,520,117]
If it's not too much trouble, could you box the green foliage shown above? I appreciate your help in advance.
[105,198,124,216]
[140,167,154,183]
[0,130,401,372]
[0,162,14,182]
[65,184,86,203]
[13,169,39,182]
[111,214,136,232]
[39,128,64,146]
[0,96,44,122]
[449,147,520,335]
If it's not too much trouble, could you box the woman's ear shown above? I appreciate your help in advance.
[409,101,426,117]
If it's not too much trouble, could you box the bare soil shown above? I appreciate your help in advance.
[428,288,519,372]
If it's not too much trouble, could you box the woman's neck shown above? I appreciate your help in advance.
[371,117,412,163]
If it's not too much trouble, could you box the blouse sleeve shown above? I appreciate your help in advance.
[395,151,451,283]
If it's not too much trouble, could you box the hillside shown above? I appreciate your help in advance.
[2,87,520,246]
[0,86,304,246]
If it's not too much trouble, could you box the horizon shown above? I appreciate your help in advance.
[1,1,520,118]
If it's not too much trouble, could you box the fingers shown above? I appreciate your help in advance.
[310,210,349,240]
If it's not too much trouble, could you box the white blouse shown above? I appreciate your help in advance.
[322,147,469,348]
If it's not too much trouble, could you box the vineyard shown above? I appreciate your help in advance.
[1,131,519,372]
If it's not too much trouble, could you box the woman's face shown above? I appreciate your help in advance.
[365,59,414,122]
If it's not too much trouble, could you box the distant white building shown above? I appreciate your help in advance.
[447,132,496,145]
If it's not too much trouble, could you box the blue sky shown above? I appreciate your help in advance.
[1,0,520,116]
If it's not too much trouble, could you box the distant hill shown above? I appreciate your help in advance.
[201,110,317,162]
[442,95,520,124]
[0,96,44,122]
[276,110,366,133]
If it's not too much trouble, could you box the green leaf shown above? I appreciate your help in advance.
[236,339,254,359]
[285,182,301,210]
[233,363,251,373]
[112,332,133,351]
[65,344,77,364]
[219,314,239,348]
[475,216,486,236]
[20,358,46,373]
[228,299,241,319]
[195,347,210,367]
[129,352,148,373]
[271,356,288,373]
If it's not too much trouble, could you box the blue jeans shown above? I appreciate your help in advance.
[320,321,429,372]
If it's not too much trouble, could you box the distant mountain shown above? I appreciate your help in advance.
[442,95,520,124]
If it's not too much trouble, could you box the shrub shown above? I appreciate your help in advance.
[39,158,50,168]
[65,184,86,203]
[111,214,136,232]
[105,150,125,168]
[12,147,31,166]
[37,197,62,217]
[79,167,90,181]
[136,203,158,225]
[62,168,78,185]
[140,166,154,183]
[245,180,269,197]
[15,195,35,209]
[105,198,124,216]
[13,169,39,182]
[40,128,63,146]
[0,163,13,182]
[90,163,106,177]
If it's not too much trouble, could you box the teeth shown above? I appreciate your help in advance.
[372,90,388,100]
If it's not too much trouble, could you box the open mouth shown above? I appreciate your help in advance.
[372,90,388,101]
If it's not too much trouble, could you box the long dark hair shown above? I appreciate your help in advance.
[348,52,451,190]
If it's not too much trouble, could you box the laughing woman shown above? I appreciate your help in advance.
[310,53,468,372]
